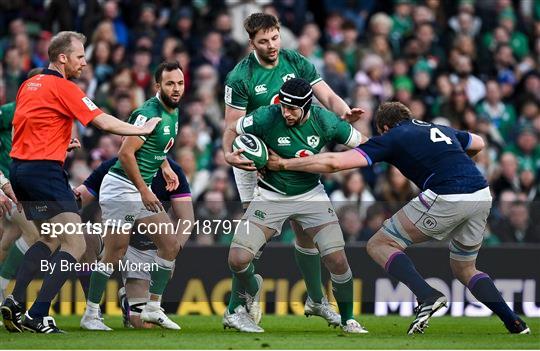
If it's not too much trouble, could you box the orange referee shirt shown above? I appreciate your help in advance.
[10,69,103,163]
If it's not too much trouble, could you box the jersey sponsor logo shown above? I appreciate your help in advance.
[282,73,296,82]
[124,215,135,222]
[163,126,171,135]
[277,137,291,146]
[224,85,232,104]
[295,149,314,157]
[307,135,320,148]
[243,115,254,128]
[82,96,98,111]
[254,84,267,95]
[134,114,148,127]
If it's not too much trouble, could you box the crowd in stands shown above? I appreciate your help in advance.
[1,0,539,245]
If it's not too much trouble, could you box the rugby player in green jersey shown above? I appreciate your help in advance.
[81,62,184,331]
[222,12,364,331]
[223,78,368,333]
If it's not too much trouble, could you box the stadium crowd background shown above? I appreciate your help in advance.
[0,0,539,246]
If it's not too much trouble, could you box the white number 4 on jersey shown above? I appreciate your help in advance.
[430,127,452,145]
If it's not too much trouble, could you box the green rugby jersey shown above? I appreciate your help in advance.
[237,104,360,196]
[225,49,322,113]
[0,102,15,177]
[110,96,178,185]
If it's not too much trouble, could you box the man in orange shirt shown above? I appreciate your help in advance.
[1,31,159,334]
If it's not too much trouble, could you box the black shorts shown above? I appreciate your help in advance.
[10,160,79,221]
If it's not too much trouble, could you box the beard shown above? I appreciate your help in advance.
[160,90,181,109]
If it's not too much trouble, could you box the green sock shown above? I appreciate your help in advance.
[331,269,354,325]
[231,262,259,296]
[227,275,245,313]
[149,257,174,295]
[88,270,112,304]
[294,245,324,303]
[227,258,263,313]
[1,241,26,279]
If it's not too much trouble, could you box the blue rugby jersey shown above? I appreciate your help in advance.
[355,119,487,195]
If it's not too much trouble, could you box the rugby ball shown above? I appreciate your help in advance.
[232,134,269,169]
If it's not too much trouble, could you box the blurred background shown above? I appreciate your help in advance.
[1,0,539,247]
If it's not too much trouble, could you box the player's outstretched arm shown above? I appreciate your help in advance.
[466,133,485,157]
[268,148,369,173]
[92,113,161,136]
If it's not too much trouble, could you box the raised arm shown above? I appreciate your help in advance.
[312,81,364,122]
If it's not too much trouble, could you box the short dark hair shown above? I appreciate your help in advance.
[154,61,182,83]
[48,31,86,62]
[375,102,412,131]
[244,13,280,39]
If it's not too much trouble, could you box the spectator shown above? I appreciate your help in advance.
[358,203,387,242]
[2,46,26,102]
[337,205,363,243]
[475,79,517,141]
[503,126,540,176]
[194,190,229,245]
[330,170,375,220]
[449,54,486,104]
[102,0,129,47]
[375,165,417,214]
[491,152,521,197]
[492,201,540,243]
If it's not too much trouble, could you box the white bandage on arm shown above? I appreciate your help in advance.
[344,126,363,148]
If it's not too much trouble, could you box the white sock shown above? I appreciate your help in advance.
[146,300,161,310]
[86,301,100,315]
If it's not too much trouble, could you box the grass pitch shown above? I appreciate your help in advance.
[0,315,538,349]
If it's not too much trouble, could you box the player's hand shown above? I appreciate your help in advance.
[67,138,81,151]
[266,149,284,171]
[1,183,21,213]
[341,107,365,123]
[140,117,162,135]
[141,188,164,213]
[162,166,179,191]
[225,149,257,171]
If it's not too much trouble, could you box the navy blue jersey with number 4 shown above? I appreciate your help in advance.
[355,119,487,195]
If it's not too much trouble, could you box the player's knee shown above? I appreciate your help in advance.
[323,250,349,274]
[366,233,383,259]
[228,248,252,272]
[450,259,479,285]
[161,239,180,260]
